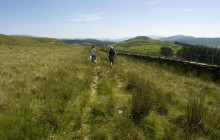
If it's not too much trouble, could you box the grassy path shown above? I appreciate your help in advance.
[92,73,99,96]
[79,50,146,139]
[81,67,100,139]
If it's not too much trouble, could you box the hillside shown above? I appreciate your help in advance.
[61,39,115,46]
[114,36,181,55]
[159,35,220,47]
[0,34,220,139]
[0,34,63,46]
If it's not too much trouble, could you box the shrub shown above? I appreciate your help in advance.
[159,46,173,57]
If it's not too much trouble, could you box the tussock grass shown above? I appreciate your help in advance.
[185,97,207,134]
[141,112,179,139]
[126,71,169,123]
[0,37,219,139]
[114,54,220,139]
[97,78,113,96]
[127,72,155,123]
[112,116,145,139]
[178,97,220,139]
[0,41,93,139]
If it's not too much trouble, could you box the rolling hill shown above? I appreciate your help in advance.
[114,36,182,54]
[159,35,220,47]
[0,34,63,46]
[61,39,115,46]
[0,33,220,139]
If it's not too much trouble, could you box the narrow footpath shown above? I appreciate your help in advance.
[81,69,99,139]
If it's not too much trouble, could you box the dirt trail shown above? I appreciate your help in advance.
[91,75,99,96]
[81,72,99,139]
[116,76,124,92]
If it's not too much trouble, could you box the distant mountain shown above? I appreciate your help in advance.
[108,36,165,42]
[124,36,151,42]
[11,35,38,38]
[97,37,133,43]
[148,36,165,39]
[61,39,116,46]
[159,35,220,47]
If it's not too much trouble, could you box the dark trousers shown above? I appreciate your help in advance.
[109,56,114,63]
[91,55,96,63]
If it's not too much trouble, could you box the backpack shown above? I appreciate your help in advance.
[109,49,115,56]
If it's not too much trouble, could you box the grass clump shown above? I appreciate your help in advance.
[178,96,220,139]
[141,112,178,140]
[185,97,207,134]
[127,72,155,123]
[112,116,145,140]
[97,78,113,96]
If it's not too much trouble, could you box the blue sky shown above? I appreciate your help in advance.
[0,0,220,39]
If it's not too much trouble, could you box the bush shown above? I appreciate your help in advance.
[159,46,173,57]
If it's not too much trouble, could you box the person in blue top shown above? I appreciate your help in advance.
[108,46,116,66]
[91,45,96,63]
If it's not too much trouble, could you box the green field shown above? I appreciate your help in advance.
[114,36,182,55]
[0,35,219,139]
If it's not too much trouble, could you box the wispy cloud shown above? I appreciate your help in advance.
[68,13,105,22]
[182,8,195,13]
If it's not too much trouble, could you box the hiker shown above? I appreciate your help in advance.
[108,46,116,66]
[91,45,96,63]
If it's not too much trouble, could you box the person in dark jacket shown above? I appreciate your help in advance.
[108,46,116,66]
[91,45,96,63]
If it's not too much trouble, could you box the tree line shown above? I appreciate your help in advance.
[175,42,220,65]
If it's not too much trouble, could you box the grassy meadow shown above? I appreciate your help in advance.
[0,35,220,139]
[114,36,181,56]
[0,36,94,139]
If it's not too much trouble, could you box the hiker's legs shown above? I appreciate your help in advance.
[109,56,114,66]
[110,59,114,67]
[92,55,96,63]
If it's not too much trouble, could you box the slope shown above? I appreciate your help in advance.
[0,34,64,46]
[114,36,182,54]
[61,39,115,46]
[159,35,220,47]
[0,34,219,139]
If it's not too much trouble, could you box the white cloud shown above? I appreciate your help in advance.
[182,8,195,13]
[68,13,105,22]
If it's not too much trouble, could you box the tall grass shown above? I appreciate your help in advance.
[115,54,220,139]
[127,72,155,123]
[0,43,94,139]
[185,97,207,134]
[180,96,220,139]
[1,39,220,139]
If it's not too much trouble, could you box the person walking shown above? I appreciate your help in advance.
[91,45,96,63]
[108,46,116,67]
